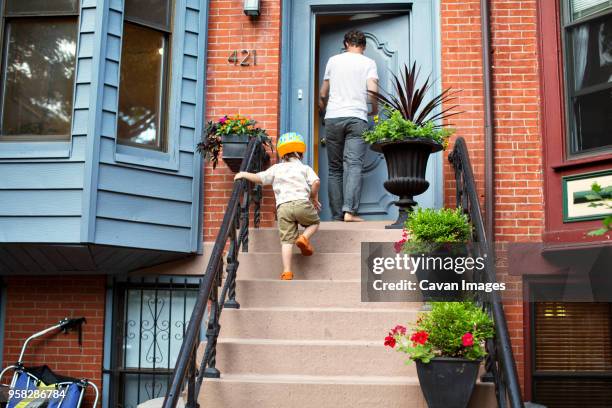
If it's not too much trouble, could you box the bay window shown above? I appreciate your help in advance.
[0,1,78,141]
[117,0,172,151]
[563,0,612,156]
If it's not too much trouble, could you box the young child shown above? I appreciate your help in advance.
[234,132,321,280]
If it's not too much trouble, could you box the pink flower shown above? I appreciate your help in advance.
[462,332,474,347]
[219,116,227,124]
[391,325,407,335]
[394,239,406,253]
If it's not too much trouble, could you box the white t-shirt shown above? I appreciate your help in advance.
[256,158,320,206]
[323,52,379,121]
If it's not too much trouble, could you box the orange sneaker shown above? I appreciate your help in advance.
[280,271,294,280]
[295,235,314,256]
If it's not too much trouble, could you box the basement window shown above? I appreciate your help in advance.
[0,2,78,141]
[117,0,172,152]
[563,0,612,156]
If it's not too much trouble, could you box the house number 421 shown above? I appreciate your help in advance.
[228,49,257,66]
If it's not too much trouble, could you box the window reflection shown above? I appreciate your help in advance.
[117,22,168,151]
[0,18,77,140]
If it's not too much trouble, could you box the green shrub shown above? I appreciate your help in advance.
[363,109,453,147]
[385,302,495,363]
[406,207,472,244]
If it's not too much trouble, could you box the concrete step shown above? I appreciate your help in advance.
[248,225,400,253]
[219,307,418,341]
[232,279,421,309]
[202,338,417,377]
[237,251,361,280]
[200,374,497,408]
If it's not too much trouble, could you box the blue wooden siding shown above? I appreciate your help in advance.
[0,0,207,255]
[91,0,205,253]
[0,0,96,243]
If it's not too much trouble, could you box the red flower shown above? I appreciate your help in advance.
[394,239,406,253]
[384,335,396,348]
[462,332,474,347]
[391,325,407,335]
[410,330,429,345]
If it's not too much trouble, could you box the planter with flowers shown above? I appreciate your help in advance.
[365,63,458,229]
[198,114,272,172]
[385,302,494,408]
[397,207,473,301]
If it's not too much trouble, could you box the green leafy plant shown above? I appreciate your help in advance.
[364,62,460,147]
[586,182,612,237]
[385,302,494,364]
[198,114,273,169]
[363,108,454,147]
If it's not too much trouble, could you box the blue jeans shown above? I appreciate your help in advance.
[324,117,368,220]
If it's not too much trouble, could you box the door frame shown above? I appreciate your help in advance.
[280,0,444,209]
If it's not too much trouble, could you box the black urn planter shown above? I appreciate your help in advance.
[416,357,481,408]
[371,138,443,229]
[221,134,249,172]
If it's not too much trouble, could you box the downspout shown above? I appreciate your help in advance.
[480,0,495,242]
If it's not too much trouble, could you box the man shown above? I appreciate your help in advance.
[319,30,379,222]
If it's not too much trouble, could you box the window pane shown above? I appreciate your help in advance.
[571,0,611,20]
[0,18,77,140]
[571,87,612,153]
[569,16,612,91]
[125,0,171,30]
[118,23,168,150]
[5,0,79,14]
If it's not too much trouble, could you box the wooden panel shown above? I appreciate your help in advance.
[96,191,192,227]
[0,190,81,216]
[0,162,84,189]
[94,219,192,252]
[97,164,193,202]
[98,138,195,177]
[0,217,81,243]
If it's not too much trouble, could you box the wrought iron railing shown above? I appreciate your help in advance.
[162,138,267,408]
[449,137,524,408]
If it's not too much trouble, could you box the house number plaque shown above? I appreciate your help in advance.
[228,49,257,66]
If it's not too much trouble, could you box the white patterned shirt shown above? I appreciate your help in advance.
[257,158,319,206]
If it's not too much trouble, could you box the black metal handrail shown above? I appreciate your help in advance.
[162,138,266,408]
[449,137,524,408]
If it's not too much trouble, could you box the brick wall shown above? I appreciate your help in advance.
[2,276,106,404]
[441,0,544,394]
[203,0,282,241]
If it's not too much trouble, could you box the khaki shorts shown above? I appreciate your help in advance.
[277,200,320,244]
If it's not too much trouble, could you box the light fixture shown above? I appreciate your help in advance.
[243,0,260,16]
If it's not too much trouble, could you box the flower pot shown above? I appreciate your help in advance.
[222,134,249,172]
[416,357,481,408]
[413,243,468,302]
[371,138,443,229]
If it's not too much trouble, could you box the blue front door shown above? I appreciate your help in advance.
[282,1,443,221]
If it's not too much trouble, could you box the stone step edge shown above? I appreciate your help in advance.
[222,306,419,313]
[209,373,419,385]
[213,338,385,346]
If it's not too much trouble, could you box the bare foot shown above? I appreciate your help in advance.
[344,213,365,222]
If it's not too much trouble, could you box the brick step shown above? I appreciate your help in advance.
[236,251,361,280]
[199,374,496,408]
[248,225,400,252]
[232,279,420,309]
[199,338,417,377]
[219,307,418,341]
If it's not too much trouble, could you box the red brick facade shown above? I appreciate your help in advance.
[203,0,282,240]
[2,276,106,404]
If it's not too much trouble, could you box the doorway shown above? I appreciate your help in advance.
[281,0,443,221]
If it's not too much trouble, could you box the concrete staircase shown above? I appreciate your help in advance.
[196,222,496,408]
